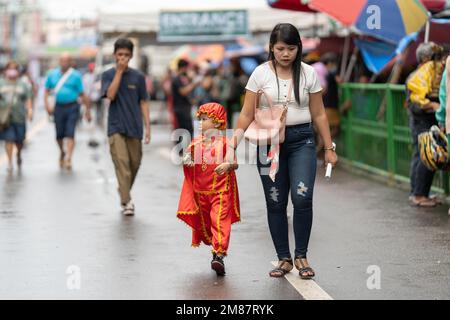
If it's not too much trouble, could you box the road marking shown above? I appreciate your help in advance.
[0,117,48,168]
[271,261,333,300]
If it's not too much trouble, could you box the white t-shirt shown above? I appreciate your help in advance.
[245,61,322,126]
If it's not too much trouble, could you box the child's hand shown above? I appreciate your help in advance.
[215,162,238,175]
[215,163,230,175]
[182,152,194,167]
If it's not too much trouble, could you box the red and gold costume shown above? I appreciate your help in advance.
[177,103,240,256]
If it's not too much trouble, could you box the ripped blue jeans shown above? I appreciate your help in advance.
[257,123,317,260]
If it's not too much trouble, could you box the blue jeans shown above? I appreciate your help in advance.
[257,123,317,260]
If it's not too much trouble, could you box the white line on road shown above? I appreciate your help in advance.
[0,117,48,168]
[271,261,333,300]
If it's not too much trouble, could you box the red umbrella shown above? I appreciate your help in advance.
[420,0,448,12]
[267,0,316,12]
[309,0,366,26]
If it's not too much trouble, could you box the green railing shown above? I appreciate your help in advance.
[337,83,449,194]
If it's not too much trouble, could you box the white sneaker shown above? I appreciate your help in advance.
[122,201,135,216]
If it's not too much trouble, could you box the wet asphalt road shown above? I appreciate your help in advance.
[0,109,449,300]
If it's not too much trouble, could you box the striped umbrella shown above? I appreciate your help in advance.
[309,0,429,44]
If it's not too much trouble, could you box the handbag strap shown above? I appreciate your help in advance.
[53,68,74,96]
[283,82,293,108]
[254,81,293,112]
[6,82,18,114]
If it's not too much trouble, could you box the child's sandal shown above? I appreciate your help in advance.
[269,258,293,278]
[294,257,315,280]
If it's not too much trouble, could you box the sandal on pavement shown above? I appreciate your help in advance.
[429,194,443,205]
[294,257,315,280]
[410,197,436,207]
[269,258,293,278]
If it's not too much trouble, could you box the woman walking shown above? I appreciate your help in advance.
[0,61,33,172]
[216,23,338,279]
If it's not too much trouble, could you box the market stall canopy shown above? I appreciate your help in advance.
[170,44,225,69]
[43,45,99,58]
[355,32,418,74]
[302,37,321,52]
[309,0,429,44]
[224,44,266,59]
[267,0,316,12]
[420,0,450,12]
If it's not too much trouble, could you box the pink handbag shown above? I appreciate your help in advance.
[244,83,292,146]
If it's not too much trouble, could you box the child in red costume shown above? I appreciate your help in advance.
[177,102,240,276]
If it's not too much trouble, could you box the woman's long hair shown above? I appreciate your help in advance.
[268,23,303,105]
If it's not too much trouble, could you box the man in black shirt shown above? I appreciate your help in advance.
[171,59,201,143]
[101,38,151,216]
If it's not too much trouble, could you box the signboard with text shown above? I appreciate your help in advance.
[158,10,249,42]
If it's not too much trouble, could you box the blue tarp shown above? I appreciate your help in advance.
[354,32,418,74]
[355,39,397,74]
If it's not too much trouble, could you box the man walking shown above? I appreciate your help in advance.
[171,59,200,143]
[44,53,91,170]
[101,38,151,216]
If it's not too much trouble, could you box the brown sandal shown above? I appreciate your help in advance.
[294,257,315,280]
[410,197,436,207]
[269,258,293,278]
[429,195,443,205]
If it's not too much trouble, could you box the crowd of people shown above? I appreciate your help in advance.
[163,56,250,142]
[0,26,449,278]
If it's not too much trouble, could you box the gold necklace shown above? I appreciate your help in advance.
[201,138,210,172]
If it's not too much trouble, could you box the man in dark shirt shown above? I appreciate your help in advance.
[101,38,151,216]
[171,59,201,143]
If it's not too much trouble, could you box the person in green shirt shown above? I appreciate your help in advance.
[435,55,450,214]
[0,61,33,172]
[435,56,450,141]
